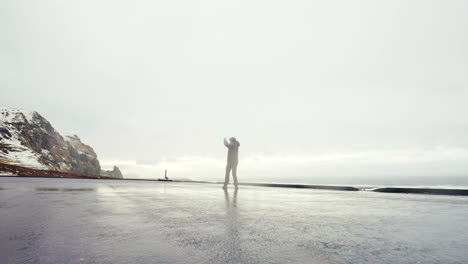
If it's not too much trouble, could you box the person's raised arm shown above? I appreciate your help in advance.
[224,138,230,148]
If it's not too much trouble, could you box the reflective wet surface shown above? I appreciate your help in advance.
[1,177,468,264]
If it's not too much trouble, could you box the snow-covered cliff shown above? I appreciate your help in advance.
[0,108,109,176]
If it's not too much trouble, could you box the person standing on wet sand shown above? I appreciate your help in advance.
[223,137,240,189]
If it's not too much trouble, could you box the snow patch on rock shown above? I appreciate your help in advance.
[0,107,38,124]
[0,171,18,176]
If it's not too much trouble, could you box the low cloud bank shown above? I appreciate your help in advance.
[101,147,468,184]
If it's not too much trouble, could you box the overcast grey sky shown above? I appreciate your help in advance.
[1,0,467,182]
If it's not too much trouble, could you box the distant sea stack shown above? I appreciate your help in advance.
[101,166,123,179]
[0,107,123,178]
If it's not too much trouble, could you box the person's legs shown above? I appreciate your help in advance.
[224,163,232,188]
[232,163,238,188]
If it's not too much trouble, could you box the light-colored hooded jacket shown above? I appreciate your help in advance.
[224,138,240,164]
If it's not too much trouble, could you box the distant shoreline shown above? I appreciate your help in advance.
[2,175,468,196]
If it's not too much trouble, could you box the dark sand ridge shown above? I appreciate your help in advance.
[373,187,468,196]
[2,175,468,196]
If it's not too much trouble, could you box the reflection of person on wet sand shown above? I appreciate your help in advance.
[223,137,240,189]
[222,188,244,263]
[224,188,238,208]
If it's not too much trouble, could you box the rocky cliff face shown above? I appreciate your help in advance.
[0,108,120,177]
[101,166,123,179]
[64,135,101,175]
